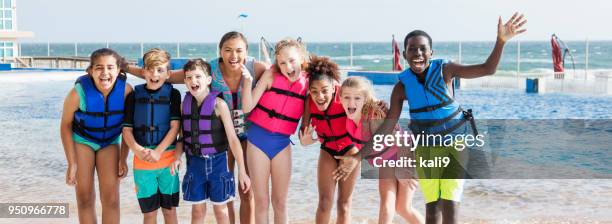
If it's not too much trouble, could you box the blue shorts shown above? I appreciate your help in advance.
[246,123,291,160]
[182,151,235,205]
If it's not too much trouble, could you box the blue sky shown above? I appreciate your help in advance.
[16,0,612,42]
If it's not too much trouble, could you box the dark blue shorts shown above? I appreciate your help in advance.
[182,151,235,205]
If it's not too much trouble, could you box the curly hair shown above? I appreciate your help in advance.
[307,55,340,86]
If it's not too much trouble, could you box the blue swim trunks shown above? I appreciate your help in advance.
[182,151,236,205]
[246,123,291,160]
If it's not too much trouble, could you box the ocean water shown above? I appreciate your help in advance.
[0,72,611,223]
[19,41,612,74]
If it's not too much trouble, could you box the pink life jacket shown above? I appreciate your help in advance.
[346,110,403,165]
[248,71,308,136]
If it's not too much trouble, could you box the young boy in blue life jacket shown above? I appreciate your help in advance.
[122,48,182,224]
[364,13,527,224]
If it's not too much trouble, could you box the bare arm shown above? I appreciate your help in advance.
[217,98,251,192]
[126,65,185,84]
[253,61,269,82]
[152,120,180,154]
[119,84,133,163]
[60,89,79,170]
[170,105,184,176]
[122,127,143,153]
[444,13,527,81]
[242,68,273,113]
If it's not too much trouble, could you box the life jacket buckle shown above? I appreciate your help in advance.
[149,98,155,103]
[191,114,199,120]
[149,126,155,131]
[268,109,276,118]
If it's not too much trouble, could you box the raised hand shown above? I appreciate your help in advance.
[299,124,317,146]
[498,12,527,43]
[241,64,253,82]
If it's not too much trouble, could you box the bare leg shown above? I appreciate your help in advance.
[270,145,292,224]
[161,207,178,224]
[425,200,442,224]
[440,200,459,224]
[335,160,360,224]
[143,210,158,224]
[227,140,255,224]
[395,178,424,224]
[378,167,397,224]
[74,143,97,224]
[315,150,338,224]
[95,144,120,224]
[191,204,206,224]
[213,204,230,224]
[246,141,271,224]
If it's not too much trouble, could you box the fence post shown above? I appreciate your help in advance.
[140,42,144,57]
[349,42,353,67]
[177,42,181,58]
[458,41,462,63]
[47,42,50,57]
[74,42,78,57]
[585,38,589,78]
[517,40,521,77]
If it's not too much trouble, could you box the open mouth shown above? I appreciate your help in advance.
[99,77,112,86]
[347,107,357,114]
[412,58,425,68]
[228,58,240,66]
[150,78,160,84]
[316,99,328,108]
[190,84,200,92]
[287,70,297,78]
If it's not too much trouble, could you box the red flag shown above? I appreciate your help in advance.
[551,34,564,73]
[392,35,403,71]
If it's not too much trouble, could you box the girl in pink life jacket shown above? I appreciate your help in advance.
[241,38,309,224]
[340,77,424,224]
[298,56,360,224]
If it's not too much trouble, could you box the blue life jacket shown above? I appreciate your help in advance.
[72,74,126,146]
[132,83,174,147]
[398,59,474,136]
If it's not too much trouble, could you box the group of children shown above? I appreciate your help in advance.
[60,12,526,224]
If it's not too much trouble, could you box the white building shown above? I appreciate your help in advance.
[0,0,33,61]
